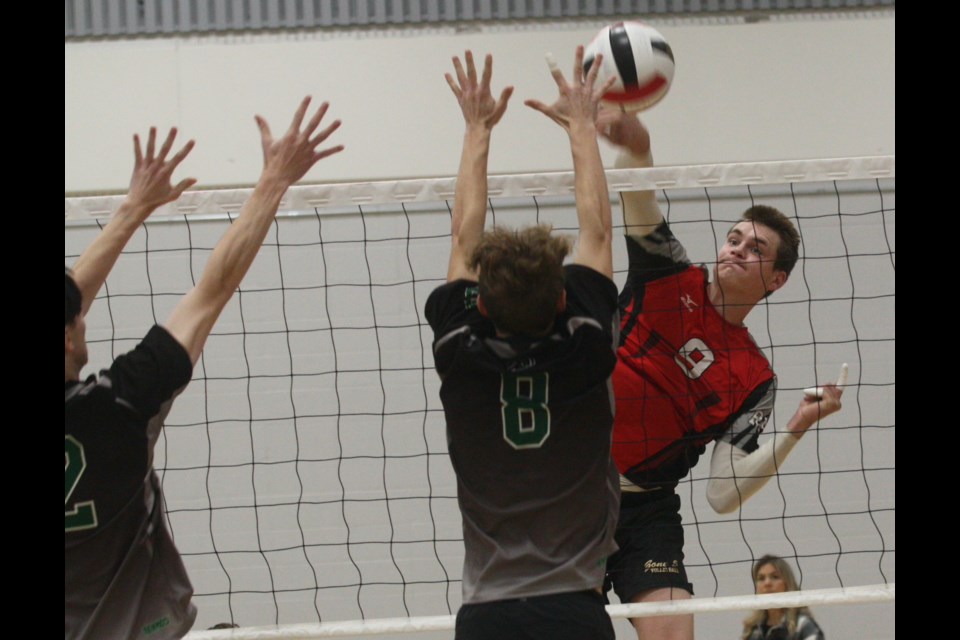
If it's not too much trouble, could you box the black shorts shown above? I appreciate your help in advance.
[604,490,694,603]
[455,590,614,640]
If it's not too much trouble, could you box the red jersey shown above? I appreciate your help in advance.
[614,225,776,489]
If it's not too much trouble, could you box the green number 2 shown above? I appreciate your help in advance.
[500,373,551,449]
[65,435,98,533]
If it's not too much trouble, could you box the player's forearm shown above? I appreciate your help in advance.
[163,178,287,364]
[569,121,613,276]
[706,434,802,514]
[71,199,156,317]
[615,150,663,238]
[450,127,492,269]
[198,178,287,299]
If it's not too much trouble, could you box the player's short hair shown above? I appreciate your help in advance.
[740,205,800,276]
[469,225,571,337]
[65,268,82,327]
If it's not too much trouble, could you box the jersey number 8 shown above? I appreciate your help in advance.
[500,373,551,449]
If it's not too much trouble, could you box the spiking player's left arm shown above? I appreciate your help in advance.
[597,110,664,240]
[444,51,514,282]
[707,377,845,514]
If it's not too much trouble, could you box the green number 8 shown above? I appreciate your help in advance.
[501,373,551,449]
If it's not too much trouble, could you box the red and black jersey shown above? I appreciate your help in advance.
[614,224,776,490]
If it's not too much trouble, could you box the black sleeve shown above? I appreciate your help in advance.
[563,264,619,336]
[107,325,193,421]
[624,221,691,286]
[618,223,695,343]
[425,279,488,377]
[424,279,483,338]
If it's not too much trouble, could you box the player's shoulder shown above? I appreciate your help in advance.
[426,279,479,320]
[65,371,115,406]
[114,326,191,379]
[626,222,691,263]
[563,264,618,309]
[738,326,774,366]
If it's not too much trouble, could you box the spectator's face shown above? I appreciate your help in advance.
[754,562,787,594]
[715,221,786,300]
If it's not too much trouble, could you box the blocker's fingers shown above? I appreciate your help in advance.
[480,53,493,91]
[465,50,478,85]
[546,52,559,72]
[545,52,566,87]
[594,75,616,101]
[573,45,586,84]
[583,52,602,86]
[452,55,468,88]
[445,73,461,98]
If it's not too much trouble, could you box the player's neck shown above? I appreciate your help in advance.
[65,354,84,383]
[706,281,756,326]
[493,321,556,339]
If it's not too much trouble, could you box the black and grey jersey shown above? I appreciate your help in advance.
[426,264,621,605]
[65,325,196,640]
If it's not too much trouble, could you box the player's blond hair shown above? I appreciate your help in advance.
[469,225,571,336]
[741,555,817,640]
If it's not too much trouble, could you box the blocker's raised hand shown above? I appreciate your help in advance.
[255,96,344,187]
[445,50,514,130]
[128,127,196,211]
[524,45,615,131]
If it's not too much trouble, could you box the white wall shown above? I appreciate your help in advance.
[65,10,894,192]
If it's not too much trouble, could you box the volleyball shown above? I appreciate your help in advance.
[584,21,675,112]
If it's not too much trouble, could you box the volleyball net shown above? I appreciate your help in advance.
[64,156,895,636]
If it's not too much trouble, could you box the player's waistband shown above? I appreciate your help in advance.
[619,474,664,493]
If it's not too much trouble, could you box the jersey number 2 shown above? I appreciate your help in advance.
[65,435,98,532]
[501,373,551,449]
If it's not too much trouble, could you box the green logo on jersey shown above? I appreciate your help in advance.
[464,286,479,310]
[143,616,170,635]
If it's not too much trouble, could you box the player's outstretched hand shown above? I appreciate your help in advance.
[127,127,197,212]
[597,108,651,157]
[525,46,615,132]
[256,96,344,187]
[445,51,514,130]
